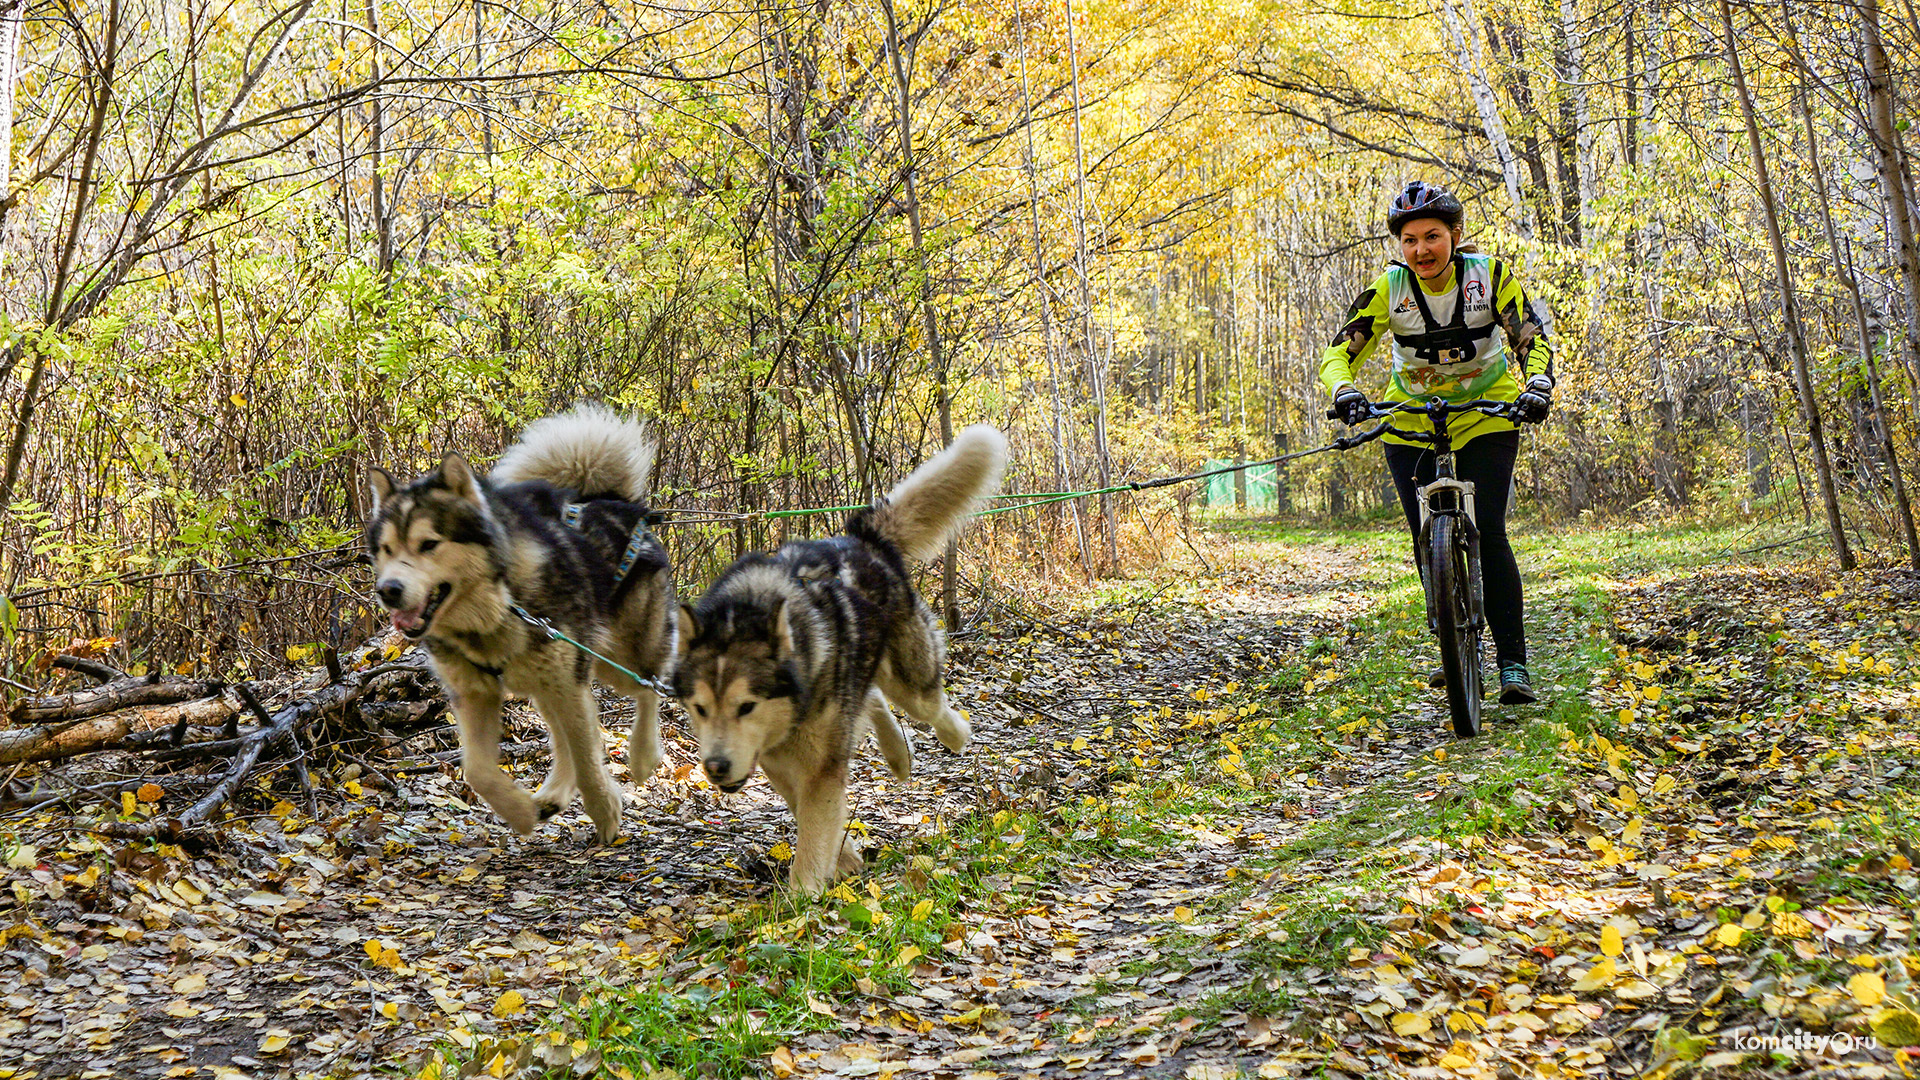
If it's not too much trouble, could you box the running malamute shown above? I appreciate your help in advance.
[365,405,677,843]
[674,426,1007,894]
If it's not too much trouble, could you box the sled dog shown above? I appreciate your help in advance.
[674,426,1007,893]
[364,405,677,843]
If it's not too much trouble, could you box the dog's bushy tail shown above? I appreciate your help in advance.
[867,425,1008,563]
[492,404,656,502]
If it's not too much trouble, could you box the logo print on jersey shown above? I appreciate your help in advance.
[1464,279,1486,304]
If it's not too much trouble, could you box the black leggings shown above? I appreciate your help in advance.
[1381,430,1526,666]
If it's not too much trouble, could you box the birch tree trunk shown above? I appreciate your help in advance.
[1015,6,1093,581]
[879,0,960,626]
[0,0,23,229]
[1063,0,1118,573]
[1559,0,1595,234]
[1858,0,1920,401]
[1792,30,1918,566]
[1438,0,1529,236]
[1720,0,1854,569]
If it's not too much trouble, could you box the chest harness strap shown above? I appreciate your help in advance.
[1393,254,1498,365]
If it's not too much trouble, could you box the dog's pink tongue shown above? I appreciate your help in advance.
[391,607,425,632]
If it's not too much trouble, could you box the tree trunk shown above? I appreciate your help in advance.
[879,0,960,626]
[367,0,392,281]
[1741,389,1772,508]
[1439,0,1529,234]
[1792,33,1918,566]
[1720,0,1854,569]
[1015,5,1092,582]
[1858,0,1920,405]
[1063,0,1118,573]
[1557,0,1595,242]
[0,0,23,220]
[0,0,120,518]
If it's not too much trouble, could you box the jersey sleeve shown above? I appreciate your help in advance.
[1320,271,1393,396]
[1490,259,1554,384]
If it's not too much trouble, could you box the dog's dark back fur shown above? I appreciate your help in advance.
[676,523,916,730]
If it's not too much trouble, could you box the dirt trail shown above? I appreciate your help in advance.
[3,529,1401,1079]
[18,527,1910,1079]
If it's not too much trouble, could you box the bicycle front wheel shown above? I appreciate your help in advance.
[1429,515,1483,738]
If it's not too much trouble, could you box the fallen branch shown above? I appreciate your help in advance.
[96,672,379,841]
[49,655,127,684]
[8,676,222,725]
[0,696,240,764]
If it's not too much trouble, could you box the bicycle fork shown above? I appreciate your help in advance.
[1415,478,1488,637]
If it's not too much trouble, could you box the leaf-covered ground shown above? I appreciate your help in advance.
[3,519,1918,1079]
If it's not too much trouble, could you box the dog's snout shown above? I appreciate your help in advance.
[376,579,405,607]
[703,756,731,780]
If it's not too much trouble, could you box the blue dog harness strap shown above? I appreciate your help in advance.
[560,502,659,590]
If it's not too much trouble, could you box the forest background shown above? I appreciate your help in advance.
[3,0,1920,681]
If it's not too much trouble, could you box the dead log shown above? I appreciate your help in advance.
[7,676,222,725]
[0,696,239,764]
[99,670,381,841]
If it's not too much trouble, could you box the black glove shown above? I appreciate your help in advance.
[1513,377,1552,423]
[1333,386,1372,426]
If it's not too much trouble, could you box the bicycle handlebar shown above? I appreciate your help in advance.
[1324,397,1525,424]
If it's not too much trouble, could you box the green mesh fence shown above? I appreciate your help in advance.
[1201,460,1281,510]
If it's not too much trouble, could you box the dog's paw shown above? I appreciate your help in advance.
[836,837,865,877]
[584,789,625,844]
[496,795,540,837]
[933,708,971,753]
[628,742,662,781]
[531,780,577,819]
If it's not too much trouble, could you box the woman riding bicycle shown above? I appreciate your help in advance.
[1321,180,1554,706]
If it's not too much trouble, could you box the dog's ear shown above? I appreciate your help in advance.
[366,467,396,511]
[768,597,794,658]
[439,453,485,506]
[676,604,700,654]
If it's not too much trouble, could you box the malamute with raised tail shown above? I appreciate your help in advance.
[364,405,677,843]
[674,426,1007,893]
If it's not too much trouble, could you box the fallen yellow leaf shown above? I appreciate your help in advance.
[1390,1011,1431,1036]
[1571,958,1617,992]
[492,989,526,1018]
[1714,924,1744,949]
[1849,971,1886,1008]
[1870,1008,1920,1045]
[1600,925,1623,957]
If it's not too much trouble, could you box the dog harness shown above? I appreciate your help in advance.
[560,502,659,588]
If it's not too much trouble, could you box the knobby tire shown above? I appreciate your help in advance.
[1430,515,1483,738]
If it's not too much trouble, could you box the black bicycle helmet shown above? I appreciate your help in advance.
[1387,180,1464,234]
